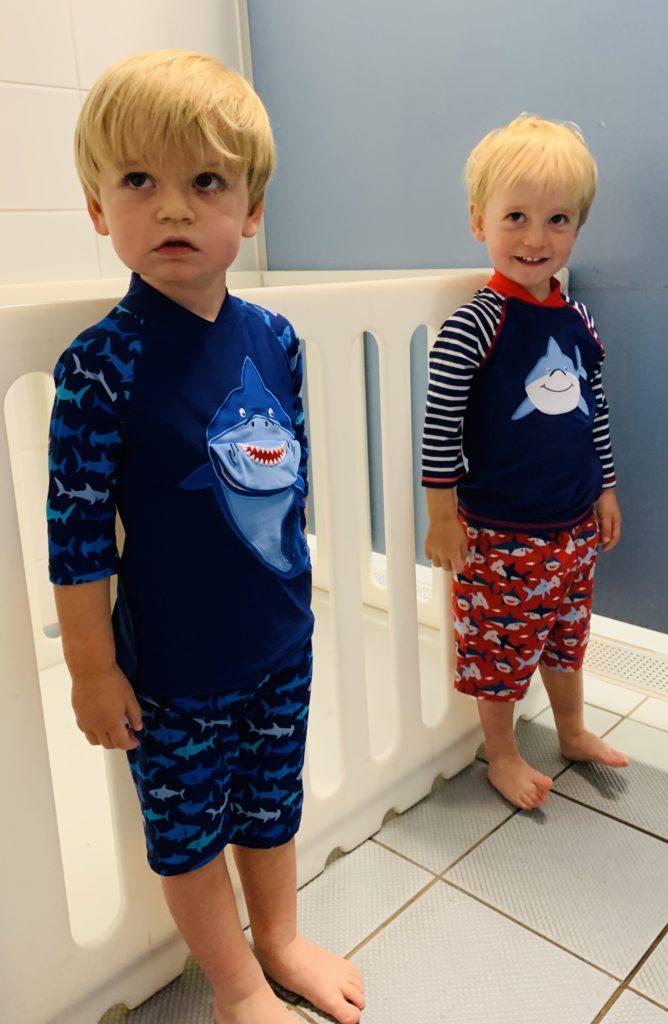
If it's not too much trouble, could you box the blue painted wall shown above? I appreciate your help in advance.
[248,0,668,632]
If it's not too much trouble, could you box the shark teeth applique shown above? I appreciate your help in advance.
[242,443,287,466]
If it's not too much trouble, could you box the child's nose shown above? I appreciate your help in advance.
[523,224,546,249]
[156,186,194,222]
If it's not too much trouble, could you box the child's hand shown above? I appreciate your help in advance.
[425,517,469,574]
[595,488,622,552]
[71,665,143,751]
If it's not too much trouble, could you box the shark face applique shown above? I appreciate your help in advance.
[512,337,589,420]
[181,357,308,578]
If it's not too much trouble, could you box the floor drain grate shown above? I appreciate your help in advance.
[584,635,668,698]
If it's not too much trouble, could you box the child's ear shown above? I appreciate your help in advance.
[86,194,110,236]
[243,198,264,239]
[469,203,486,241]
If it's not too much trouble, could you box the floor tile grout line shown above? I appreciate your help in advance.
[342,876,441,960]
[550,789,668,845]
[591,921,668,1021]
[291,877,444,1020]
[439,876,624,984]
[370,836,441,877]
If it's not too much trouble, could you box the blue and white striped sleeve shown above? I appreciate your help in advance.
[421,299,496,488]
[590,365,616,488]
[571,300,617,489]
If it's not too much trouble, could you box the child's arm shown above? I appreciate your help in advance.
[595,487,622,553]
[54,580,142,751]
[424,487,469,573]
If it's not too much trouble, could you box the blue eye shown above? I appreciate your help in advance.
[194,172,224,191]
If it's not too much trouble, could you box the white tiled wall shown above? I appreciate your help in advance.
[0,0,261,285]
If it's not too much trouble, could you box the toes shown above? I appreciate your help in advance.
[342,978,365,1009]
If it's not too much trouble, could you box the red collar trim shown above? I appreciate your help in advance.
[487,270,565,308]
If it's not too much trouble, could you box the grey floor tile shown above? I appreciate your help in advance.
[603,991,668,1022]
[445,796,668,978]
[100,957,212,1023]
[583,674,647,715]
[554,719,668,839]
[631,698,668,733]
[478,703,621,778]
[296,839,432,956]
[297,883,616,1024]
[374,761,515,872]
[633,934,668,1009]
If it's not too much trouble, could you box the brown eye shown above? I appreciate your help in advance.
[194,172,224,191]
[124,172,151,189]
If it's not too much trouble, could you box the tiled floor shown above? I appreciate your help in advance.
[102,675,668,1024]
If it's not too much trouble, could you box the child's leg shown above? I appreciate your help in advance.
[539,665,628,766]
[233,839,364,1024]
[478,698,553,810]
[161,852,294,1024]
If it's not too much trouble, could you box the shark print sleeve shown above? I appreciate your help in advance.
[421,292,502,487]
[274,318,309,498]
[47,306,139,584]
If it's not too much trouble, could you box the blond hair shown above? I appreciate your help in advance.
[465,115,597,226]
[75,49,275,211]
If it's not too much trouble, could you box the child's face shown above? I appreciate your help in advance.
[87,147,263,319]
[470,181,581,301]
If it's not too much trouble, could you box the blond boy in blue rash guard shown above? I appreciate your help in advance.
[422,116,627,811]
[46,50,364,1024]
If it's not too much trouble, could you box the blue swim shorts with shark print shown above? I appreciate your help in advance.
[127,642,312,876]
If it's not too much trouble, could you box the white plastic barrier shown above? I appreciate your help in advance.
[0,271,547,1024]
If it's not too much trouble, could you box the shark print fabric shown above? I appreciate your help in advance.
[127,643,312,875]
[422,270,616,533]
[47,274,313,698]
[452,517,598,701]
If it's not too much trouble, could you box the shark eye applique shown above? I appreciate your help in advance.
[268,408,275,417]
[239,407,246,417]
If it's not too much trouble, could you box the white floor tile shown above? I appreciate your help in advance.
[631,699,668,733]
[375,761,514,873]
[584,673,648,715]
[603,990,668,1022]
[296,840,432,957]
[554,719,668,839]
[445,796,668,978]
[299,883,616,1024]
[633,935,668,1009]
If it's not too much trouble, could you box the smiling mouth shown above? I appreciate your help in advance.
[515,256,548,264]
[540,382,574,393]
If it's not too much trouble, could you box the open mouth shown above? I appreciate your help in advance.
[155,239,197,252]
[242,443,286,466]
[515,256,548,264]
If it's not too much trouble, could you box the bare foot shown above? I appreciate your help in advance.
[214,983,295,1024]
[487,754,553,810]
[560,730,629,767]
[255,935,365,1024]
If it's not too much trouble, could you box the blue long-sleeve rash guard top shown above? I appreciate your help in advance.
[421,271,616,532]
[47,274,313,698]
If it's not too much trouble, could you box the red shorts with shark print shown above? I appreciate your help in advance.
[452,516,598,701]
